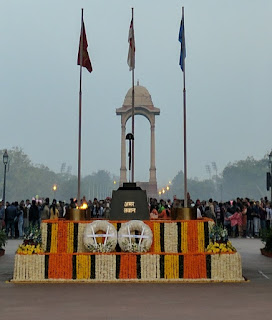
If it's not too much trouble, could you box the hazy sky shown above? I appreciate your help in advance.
[1,0,271,188]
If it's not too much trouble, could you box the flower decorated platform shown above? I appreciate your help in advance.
[12,219,244,283]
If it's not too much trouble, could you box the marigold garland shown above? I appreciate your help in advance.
[50,223,58,253]
[187,221,198,253]
[197,221,205,253]
[181,222,188,253]
[57,220,68,253]
[183,254,207,279]
[164,255,179,279]
[48,254,73,279]
[153,222,161,253]
[76,255,91,279]
[67,222,74,253]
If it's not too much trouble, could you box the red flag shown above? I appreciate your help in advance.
[77,21,92,73]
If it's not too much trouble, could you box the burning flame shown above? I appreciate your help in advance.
[77,203,88,210]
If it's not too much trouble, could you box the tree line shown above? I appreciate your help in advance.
[0,148,269,202]
[0,148,118,202]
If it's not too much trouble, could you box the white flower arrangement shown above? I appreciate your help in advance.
[118,220,153,253]
[83,221,117,252]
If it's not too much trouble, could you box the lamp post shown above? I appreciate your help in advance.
[53,184,57,200]
[2,150,8,207]
[269,151,272,201]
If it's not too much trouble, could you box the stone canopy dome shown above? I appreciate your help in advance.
[123,83,153,107]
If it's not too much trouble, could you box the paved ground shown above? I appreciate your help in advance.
[0,238,272,320]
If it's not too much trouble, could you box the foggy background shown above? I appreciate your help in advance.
[0,0,271,188]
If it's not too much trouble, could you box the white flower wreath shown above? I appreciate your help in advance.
[83,221,117,252]
[118,220,153,252]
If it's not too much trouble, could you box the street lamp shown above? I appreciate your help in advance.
[2,150,9,206]
[53,184,57,199]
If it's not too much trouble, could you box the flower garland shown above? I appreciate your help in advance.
[187,221,199,253]
[13,254,45,281]
[153,223,161,253]
[41,222,47,252]
[50,223,58,253]
[118,254,137,279]
[95,255,116,280]
[183,254,207,279]
[67,222,74,253]
[48,254,72,279]
[118,221,152,253]
[164,222,178,253]
[211,252,243,280]
[181,222,188,253]
[57,220,68,253]
[197,221,205,253]
[76,255,91,279]
[84,221,117,253]
[164,255,179,279]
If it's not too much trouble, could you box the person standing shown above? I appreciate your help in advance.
[29,200,40,228]
[18,201,25,239]
[49,199,59,220]
[24,199,31,232]
[41,198,50,220]
[246,201,254,238]
[266,202,272,229]
[5,202,18,239]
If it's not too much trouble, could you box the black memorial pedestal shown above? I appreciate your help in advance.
[109,183,149,220]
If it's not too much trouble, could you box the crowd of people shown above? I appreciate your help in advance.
[148,196,272,238]
[0,195,272,239]
[0,196,111,239]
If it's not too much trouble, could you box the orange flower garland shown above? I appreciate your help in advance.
[48,254,72,279]
[187,220,199,253]
[183,254,207,279]
[57,220,68,253]
[119,254,137,279]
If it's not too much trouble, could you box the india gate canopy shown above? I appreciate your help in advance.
[116,82,160,199]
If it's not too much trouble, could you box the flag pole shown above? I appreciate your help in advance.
[131,7,135,183]
[182,6,188,208]
[78,8,83,204]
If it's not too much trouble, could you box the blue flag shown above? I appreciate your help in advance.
[179,16,186,71]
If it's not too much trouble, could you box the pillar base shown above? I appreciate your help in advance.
[171,207,197,220]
